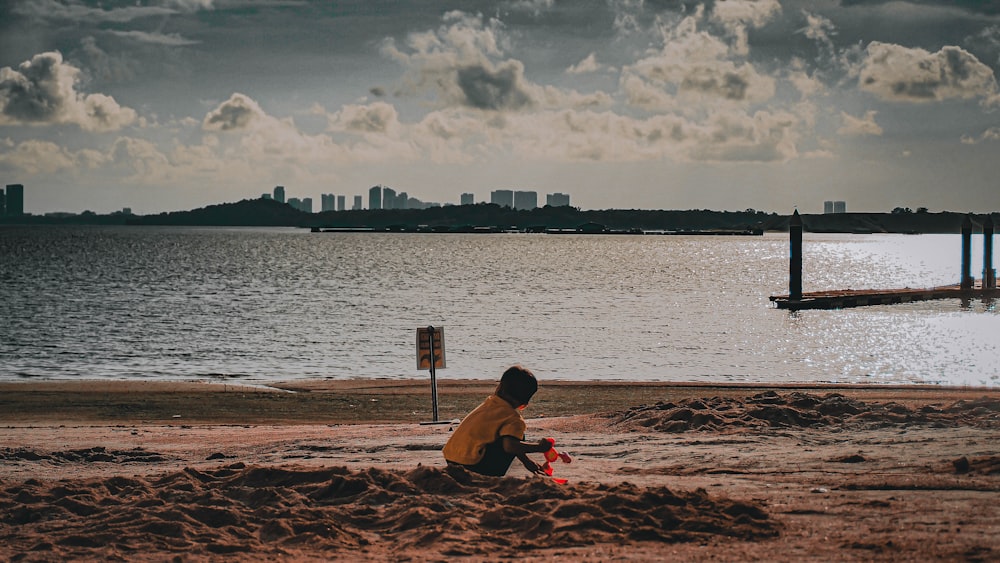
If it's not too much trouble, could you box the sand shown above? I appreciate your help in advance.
[0,380,998,561]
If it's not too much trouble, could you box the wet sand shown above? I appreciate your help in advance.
[1,380,998,561]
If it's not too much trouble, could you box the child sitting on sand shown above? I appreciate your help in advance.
[443,365,552,477]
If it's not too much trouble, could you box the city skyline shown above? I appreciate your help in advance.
[2,1,1000,215]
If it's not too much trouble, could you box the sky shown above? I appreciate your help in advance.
[2,0,1000,215]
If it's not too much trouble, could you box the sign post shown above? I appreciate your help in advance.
[416,326,446,422]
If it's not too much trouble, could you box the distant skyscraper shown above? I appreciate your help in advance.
[546,193,570,207]
[461,192,474,205]
[491,189,514,208]
[337,195,346,211]
[369,186,382,210]
[301,197,313,213]
[261,193,273,200]
[514,190,537,210]
[273,185,285,203]
[834,201,846,214]
[321,194,335,212]
[5,184,24,216]
[382,187,397,209]
[824,201,834,214]
[397,191,409,209]
[353,195,362,210]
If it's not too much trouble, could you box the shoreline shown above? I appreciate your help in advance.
[1,380,997,561]
[2,378,997,424]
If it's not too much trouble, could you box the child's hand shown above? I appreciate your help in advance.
[535,438,552,450]
[521,458,546,475]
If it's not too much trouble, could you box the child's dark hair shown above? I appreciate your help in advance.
[499,365,537,406]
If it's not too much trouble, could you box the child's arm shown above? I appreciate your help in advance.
[501,436,552,475]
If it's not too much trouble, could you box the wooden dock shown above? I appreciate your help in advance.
[771,212,997,310]
[770,282,1000,310]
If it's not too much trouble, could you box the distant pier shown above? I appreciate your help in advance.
[769,283,1000,310]
[771,212,998,310]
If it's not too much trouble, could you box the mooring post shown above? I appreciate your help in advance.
[790,209,803,301]
[984,215,995,289]
[961,215,973,290]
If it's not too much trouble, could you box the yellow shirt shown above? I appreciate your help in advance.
[442,394,527,465]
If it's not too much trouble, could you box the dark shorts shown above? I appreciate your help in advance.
[450,439,515,477]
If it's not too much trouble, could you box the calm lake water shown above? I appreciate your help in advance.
[1,226,997,386]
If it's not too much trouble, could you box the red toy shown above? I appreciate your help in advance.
[541,438,572,484]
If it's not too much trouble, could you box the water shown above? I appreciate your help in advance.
[1,226,997,386]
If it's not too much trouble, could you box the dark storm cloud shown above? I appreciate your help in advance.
[12,0,177,23]
[840,0,1000,16]
[456,61,535,110]
[0,51,136,129]
[0,52,67,122]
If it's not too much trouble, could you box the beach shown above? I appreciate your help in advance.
[1,380,998,561]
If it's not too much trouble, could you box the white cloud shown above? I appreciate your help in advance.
[798,11,835,45]
[566,53,603,75]
[503,0,554,17]
[961,127,1000,144]
[202,93,266,131]
[108,30,200,46]
[0,139,77,175]
[710,0,782,56]
[382,11,613,112]
[110,136,172,181]
[0,51,137,131]
[621,14,776,112]
[328,101,400,135]
[838,110,883,136]
[859,42,1000,107]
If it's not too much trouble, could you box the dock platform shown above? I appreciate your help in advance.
[770,282,1000,310]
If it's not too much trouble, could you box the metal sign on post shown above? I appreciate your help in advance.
[416,326,446,422]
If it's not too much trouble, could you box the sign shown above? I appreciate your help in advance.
[416,326,446,370]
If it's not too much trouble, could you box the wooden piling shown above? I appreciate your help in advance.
[984,216,995,289]
[789,210,802,301]
[961,215,973,290]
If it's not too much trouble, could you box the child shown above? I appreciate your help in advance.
[443,365,552,477]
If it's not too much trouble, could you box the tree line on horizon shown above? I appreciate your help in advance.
[3,198,996,234]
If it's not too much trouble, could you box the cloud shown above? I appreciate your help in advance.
[709,0,782,56]
[502,0,554,17]
[859,42,1000,107]
[0,139,77,175]
[0,51,137,131]
[840,0,1000,16]
[455,60,535,110]
[838,110,883,136]
[961,127,1000,144]
[383,11,608,112]
[107,30,200,46]
[328,101,400,134]
[381,12,536,111]
[110,136,171,181]
[798,11,836,45]
[566,53,604,75]
[608,0,645,36]
[12,0,176,23]
[161,0,214,12]
[621,14,776,111]
[202,93,266,131]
